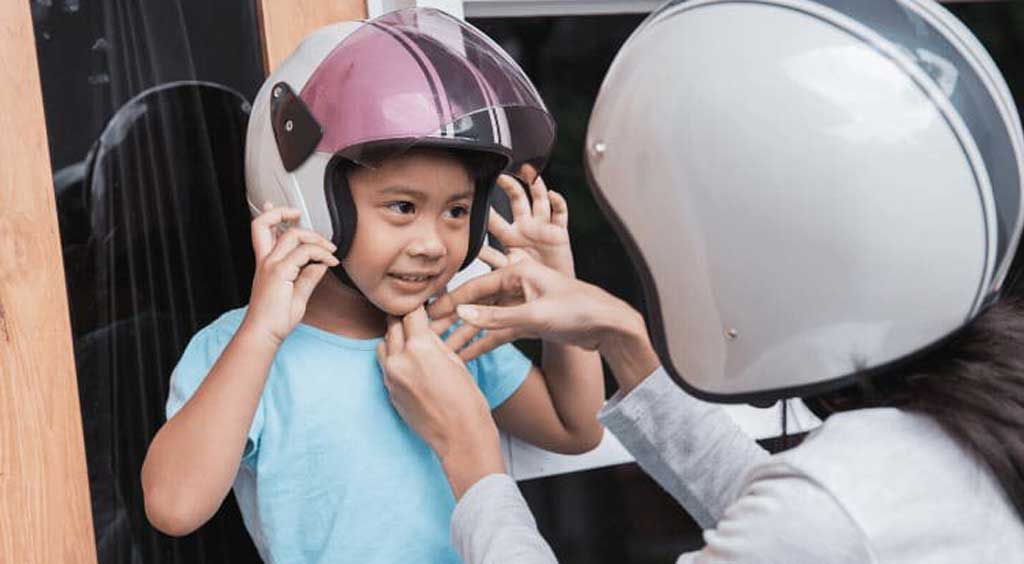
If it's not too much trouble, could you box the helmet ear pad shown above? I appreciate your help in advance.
[324,155,360,260]
[464,171,499,269]
[458,149,509,269]
[322,155,360,288]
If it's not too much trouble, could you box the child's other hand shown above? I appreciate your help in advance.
[243,203,339,345]
[488,173,575,276]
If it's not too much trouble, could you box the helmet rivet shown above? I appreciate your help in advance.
[725,328,739,340]
[285,120,294,132]
[593,141,607,156]
[273,86,283,98]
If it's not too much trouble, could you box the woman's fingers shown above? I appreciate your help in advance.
[427,292,457,320]
[430,268,508,317]
[386,316,405,355]
[458,329,516,361]
[497,174,531,220]
[528,175,551,222]
[444,322,483,354]
[549,190,569,228]
[402,305,432,338]
[251,203,302,260]
[429,313,460,336]
[456,302,534,331]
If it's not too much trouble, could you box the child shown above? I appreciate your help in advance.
[140,9,605,564]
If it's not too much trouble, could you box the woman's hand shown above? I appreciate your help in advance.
[377,306,505,498]
[243,203,339,345]
[432,251,624,353]
[488,174,575,276]
[429,252,661,393]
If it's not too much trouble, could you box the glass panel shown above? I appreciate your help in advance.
[34,1,264,562]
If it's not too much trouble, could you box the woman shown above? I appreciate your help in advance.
[379,1,1024,562]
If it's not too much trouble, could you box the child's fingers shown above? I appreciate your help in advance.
[386,316,405,354]
[477,245,510,270]
[267,228,337,264]
[444,322,483,353]
[458,329,515,361]
[487,208,517,246]
[251,204,302,260]
[279,244,340,279]
[549,190,569,228]
[517,163,540,184]
[497,174,531,220]
[293,262,329,304]
[529,176,551,222]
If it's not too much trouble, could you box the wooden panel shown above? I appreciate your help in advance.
[0,1,97,563]
[256,0,369,74]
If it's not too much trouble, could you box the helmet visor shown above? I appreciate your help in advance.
[299,8,555,184]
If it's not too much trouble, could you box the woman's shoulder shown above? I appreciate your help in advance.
[796,407,949,459]
[782,407,966,478]
[764,407,1024,559]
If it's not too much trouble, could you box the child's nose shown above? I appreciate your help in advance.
[406,230,446,259]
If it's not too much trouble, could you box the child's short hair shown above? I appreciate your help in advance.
[341,145,507,184]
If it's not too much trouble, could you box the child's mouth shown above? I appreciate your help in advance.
[387,272,439,290]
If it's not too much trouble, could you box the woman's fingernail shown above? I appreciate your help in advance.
[457,305,478,321]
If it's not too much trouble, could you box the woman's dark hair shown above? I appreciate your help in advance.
[811,250,1024,520]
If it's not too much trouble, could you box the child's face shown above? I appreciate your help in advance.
[344,149,475,316]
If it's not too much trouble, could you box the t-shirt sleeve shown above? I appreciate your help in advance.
[165,322,266,464]
[466,339,533,410]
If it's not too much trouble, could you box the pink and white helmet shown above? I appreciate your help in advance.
[245,8,555,271]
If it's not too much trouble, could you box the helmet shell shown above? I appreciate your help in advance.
[586,0,1024,403]
[246,8,555,270]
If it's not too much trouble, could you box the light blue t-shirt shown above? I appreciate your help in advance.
[166,308,532,563]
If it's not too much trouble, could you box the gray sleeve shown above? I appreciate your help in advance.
[451,474,559,564]
[599,367,770,528]
[673,462,876,564]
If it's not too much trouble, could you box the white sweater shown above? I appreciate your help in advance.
[451,367,1024,563]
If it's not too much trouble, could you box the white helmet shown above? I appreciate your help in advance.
[586,0,1024,404]
[245,8,555,278]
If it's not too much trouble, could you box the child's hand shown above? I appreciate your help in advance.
[488,174,575,276]
[243,203,339,345]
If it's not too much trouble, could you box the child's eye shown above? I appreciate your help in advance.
[447,205,470,219]
[387,201,416,215]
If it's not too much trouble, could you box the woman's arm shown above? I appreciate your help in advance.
[431,257,768,522]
